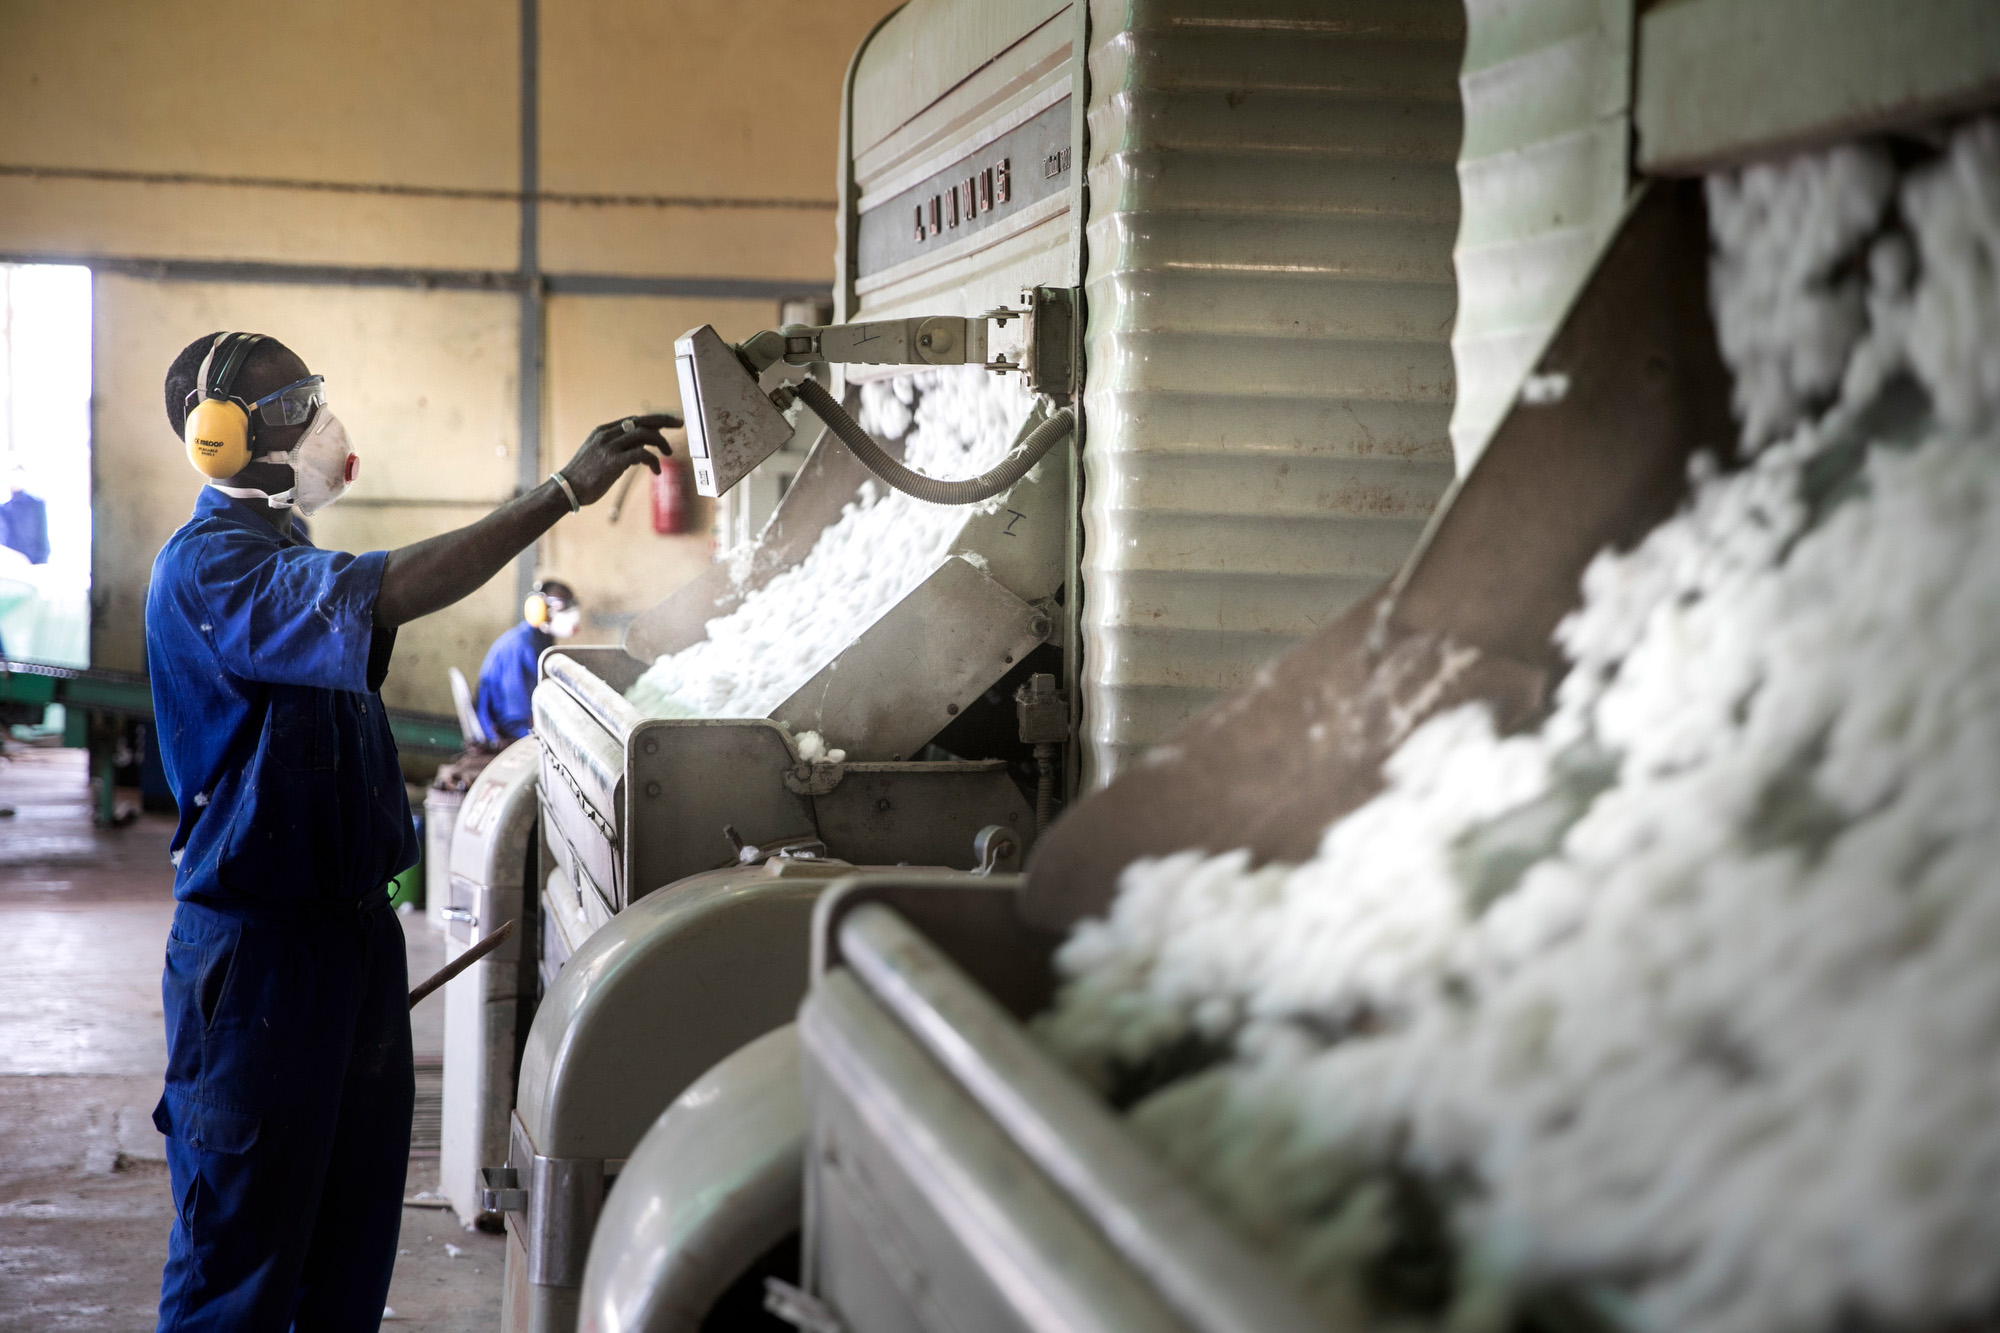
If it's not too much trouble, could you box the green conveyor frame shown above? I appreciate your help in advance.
[0,657,464,823]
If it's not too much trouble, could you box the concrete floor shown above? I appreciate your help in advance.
[0,746,504,1330]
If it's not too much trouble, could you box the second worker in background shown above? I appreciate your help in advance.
[475,577,580,745]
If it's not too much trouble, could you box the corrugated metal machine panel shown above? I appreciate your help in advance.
[1079,0,1464,787]
[1450,0,1632,473]
[1635,0,2000,174]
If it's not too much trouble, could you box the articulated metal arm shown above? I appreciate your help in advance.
[739,313,1008,374]
[674,287,1077,499]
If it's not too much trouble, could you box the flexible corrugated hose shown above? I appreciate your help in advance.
[790,375,1074,506]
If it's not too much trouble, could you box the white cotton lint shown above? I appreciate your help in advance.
[793,730,844,765]
[1037,117,2000,1333]
[624,367,1036,727]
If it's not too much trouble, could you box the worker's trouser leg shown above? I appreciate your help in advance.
[153,895,413,1332]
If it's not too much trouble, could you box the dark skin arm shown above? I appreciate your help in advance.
[212,345,678,625]
[373,414,678,627]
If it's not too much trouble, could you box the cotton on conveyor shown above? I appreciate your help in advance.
[1036,118,2000,1333]
[625,367,1035,724]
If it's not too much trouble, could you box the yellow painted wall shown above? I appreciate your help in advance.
[539,0,872,277]
[540,293,778,638]
[93,276,521,714]
[0,0,894,722]
[0,0,520,268]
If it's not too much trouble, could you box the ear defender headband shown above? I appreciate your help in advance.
[184,333,265,478]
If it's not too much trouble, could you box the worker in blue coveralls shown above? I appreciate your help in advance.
[474,577,580,744]
[147,330,674,1332]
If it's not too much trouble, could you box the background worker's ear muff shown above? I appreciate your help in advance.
[184,333,265,478]
[524,578,574,628]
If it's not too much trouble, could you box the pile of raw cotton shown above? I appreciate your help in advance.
[1039,118,2000,1333]
[625,367,1036,720]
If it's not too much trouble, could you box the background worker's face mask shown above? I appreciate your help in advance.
[548,607,582,639]
[209,404,359,516]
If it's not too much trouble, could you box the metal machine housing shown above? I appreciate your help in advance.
[438,736,541,1229]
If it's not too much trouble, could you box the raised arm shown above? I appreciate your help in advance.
[374,414,676,628]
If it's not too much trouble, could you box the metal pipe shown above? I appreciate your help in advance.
[0,250,829,300]
[515,0,545,612]
[0,161,834,212]
[409,918,517,1009]
[790,376,1073,507]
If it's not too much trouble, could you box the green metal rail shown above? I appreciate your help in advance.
[0,658,465,755]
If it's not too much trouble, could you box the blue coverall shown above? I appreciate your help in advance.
[146,487,421,1332]
[473,619,550,744]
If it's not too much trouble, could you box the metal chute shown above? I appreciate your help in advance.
[1027,180,1734,927]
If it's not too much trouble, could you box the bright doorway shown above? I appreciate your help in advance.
[0,264,92,667]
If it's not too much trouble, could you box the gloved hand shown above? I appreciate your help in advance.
[376,411,686,628]
[559,413,680,505]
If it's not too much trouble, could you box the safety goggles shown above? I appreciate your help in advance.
[247,376,326,426]
[186,375,326,427]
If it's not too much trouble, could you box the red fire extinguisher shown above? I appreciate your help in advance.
[651,455,691,535]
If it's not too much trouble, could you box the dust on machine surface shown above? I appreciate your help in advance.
[436,2,2000,1332]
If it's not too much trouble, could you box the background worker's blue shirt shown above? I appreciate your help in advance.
[145,488,417,905]
[0,490,50,565]
[474,620,550,744]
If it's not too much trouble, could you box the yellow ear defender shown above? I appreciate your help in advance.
[523,579,574,629]
[184,333,265,478]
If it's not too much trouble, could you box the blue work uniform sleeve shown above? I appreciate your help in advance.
[474,684,525,745]
[188,530,390,693]
[474,624,541,743]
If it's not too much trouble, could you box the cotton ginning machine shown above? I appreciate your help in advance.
[434,737,542,1231]
[567,3,2000,1333]
[507,307,1078,1328]
[531,296,1075,973]
[507,143,1091,1333]
[554,0,1468,1329]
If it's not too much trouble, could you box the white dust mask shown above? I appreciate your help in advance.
[208,405,358,516]
[549,607,582,639]
[276,407,358,515]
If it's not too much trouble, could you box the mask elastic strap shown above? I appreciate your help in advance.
[208,481,297,509]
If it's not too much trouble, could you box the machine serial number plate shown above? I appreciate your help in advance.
[855,96,1074,279]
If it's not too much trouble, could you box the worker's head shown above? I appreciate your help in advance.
[525,579,580,639]
[165,332,358,516]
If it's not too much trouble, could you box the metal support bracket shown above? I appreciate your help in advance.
[1013,673,1068,745]
[973,825,1022,875]
[784,758,847,796]
[495,1110,619,1288]
[478,1164,528,1213]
